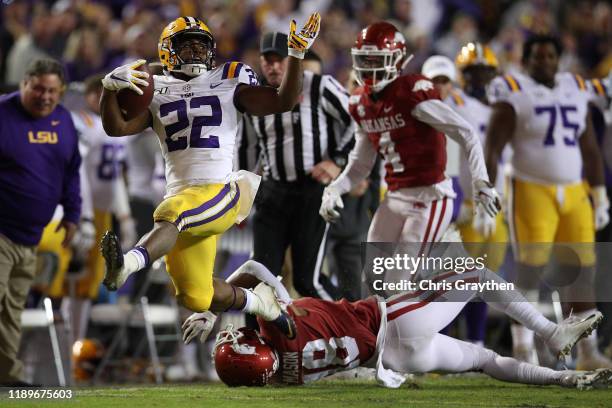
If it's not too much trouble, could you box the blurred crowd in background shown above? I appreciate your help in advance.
[0,0,610,91]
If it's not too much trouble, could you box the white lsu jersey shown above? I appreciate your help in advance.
[445,89,511,198]
[71,110,128,212]
[149,61,258,194]
[487,72,593,184]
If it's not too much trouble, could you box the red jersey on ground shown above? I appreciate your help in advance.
[258,297,381,385]
[349,74,446,191]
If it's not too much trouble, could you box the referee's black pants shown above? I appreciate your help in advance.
[252,178,340,299]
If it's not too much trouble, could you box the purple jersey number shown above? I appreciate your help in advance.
[534,105,579,147]
[160,96,222,152]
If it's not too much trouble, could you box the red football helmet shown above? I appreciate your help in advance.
[213,325,279,387]
[351,22,410,92]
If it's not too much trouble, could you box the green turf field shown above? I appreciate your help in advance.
[2,376,611,408]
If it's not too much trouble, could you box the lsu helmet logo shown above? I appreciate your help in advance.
[413,79,434,92]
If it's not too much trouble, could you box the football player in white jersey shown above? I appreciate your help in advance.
[98,14,322,338]
[485,34,612,369]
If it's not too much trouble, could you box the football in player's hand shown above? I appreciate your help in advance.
[117,63,154,120]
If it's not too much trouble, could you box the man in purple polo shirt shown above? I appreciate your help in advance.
[0,58,81,386]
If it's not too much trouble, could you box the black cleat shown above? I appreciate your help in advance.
[100,231,124,291]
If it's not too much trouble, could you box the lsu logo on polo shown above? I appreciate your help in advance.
[28,131,58,144]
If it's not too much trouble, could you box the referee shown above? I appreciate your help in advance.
[239,32,355,299]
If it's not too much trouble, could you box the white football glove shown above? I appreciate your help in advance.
[287,12,321,59]
[473,179,501,218]
[319,185,344,223]
[472,207,496,238]
[71,219,96,260]
[119,217,138,250]
[182,311,217,344]
[591,186,610,231]
[102,59,149,95]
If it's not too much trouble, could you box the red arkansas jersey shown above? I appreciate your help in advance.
[258,297,381,385]
[349,74,446,191]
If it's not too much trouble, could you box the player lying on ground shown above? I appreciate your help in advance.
[183,260,610,389]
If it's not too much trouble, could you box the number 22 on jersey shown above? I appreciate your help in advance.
[159,95,222,152]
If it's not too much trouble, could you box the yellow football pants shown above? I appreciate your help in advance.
[154,183,241,311]
[507,178,595,267]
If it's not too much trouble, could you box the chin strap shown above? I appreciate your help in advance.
[177,63,209,77]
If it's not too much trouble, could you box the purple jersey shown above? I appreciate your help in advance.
[0,92,81,246]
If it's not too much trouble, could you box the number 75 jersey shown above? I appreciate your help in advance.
[149,62,258,192]
[487,72,593,184]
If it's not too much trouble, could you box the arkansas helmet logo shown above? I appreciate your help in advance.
[412,79,434,92]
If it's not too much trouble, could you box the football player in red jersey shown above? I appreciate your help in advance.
[320,22,499,250]
[183,260,610,389]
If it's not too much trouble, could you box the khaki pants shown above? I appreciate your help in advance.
[0,234,36,383]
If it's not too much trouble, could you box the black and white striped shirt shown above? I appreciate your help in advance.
[237,71,355,182]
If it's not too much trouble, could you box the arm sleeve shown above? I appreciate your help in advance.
[226,260,292,304]
[329,128,378,195]
[412,99,489,184]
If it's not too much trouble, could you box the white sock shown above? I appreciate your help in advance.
[482,354,564,385]
[477,271,556,339]
[124,249,147,274]
[511,324,535,350]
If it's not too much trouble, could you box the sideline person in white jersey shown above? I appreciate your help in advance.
[98,14,323,338]
[485,34,612,369]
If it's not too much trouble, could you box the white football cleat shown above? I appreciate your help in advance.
[561,368,612,390]
[100,231,129,291]
[252,283,296,339]
[546,311,603,358]
[252,283,282,321]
